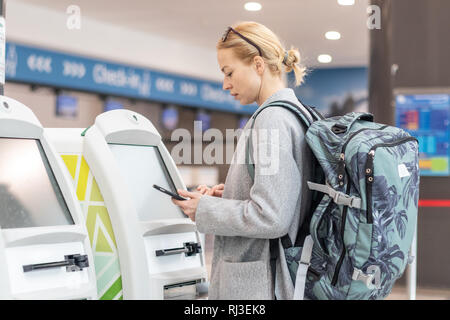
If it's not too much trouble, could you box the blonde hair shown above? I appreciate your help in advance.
[217,21,307,86]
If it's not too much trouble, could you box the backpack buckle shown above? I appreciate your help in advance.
[352,266,381,290]
[307,181,362,209]
[333,192,355,208]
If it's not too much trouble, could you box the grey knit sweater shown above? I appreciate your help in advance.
[196,88,314,300]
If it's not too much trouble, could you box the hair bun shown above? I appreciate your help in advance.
[285,49,300,67]
[284,47,306,86]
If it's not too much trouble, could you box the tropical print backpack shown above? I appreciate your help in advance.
[246,100,420,300]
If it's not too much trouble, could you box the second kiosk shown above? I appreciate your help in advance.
[47,109,208,299]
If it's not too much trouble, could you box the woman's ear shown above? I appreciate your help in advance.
[253,56,265,75]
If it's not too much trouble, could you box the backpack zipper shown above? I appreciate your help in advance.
[331,183,351,286]
[337,126,388,187]
[364,136,418,223]
[315,201,335,256]
[341,126,387,155]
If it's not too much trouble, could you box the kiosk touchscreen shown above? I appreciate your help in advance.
[47,109,208,300]
[0,97,97,300]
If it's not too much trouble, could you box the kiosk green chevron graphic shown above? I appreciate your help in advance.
[61,154,123,300]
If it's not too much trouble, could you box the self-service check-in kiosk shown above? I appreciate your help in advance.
[46,128,124,300]
[47,109,208,299]
[0,97,97,299]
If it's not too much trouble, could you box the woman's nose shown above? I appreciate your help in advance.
[223,79,232,91]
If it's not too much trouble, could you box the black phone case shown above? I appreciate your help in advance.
[153,184,187,201]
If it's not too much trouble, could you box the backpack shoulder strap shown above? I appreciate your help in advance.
[296,97,325,122]
[245,99,317,182]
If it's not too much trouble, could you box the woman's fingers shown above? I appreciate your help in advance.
[171,198,193,220]
[211,184,224,191]
[197,184,210,195]
[193,184,225,197]
[214,189,224,197]
[210,184,225,197]
[177,189,200,199]
[171,190,201,222]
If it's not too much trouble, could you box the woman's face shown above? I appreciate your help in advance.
[217,48,262,105]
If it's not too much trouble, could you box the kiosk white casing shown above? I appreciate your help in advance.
[0,96,97,299]
[51,110,207,299]
[45,128,124,300]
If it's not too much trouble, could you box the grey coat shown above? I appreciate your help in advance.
[195,88,314,300]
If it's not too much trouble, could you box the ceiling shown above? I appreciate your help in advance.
[17,0,370,67]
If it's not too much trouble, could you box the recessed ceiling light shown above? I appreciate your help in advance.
[337,0,355,5]
[244,2,262,11]
[325,31,341,40]
[318,54,332,63]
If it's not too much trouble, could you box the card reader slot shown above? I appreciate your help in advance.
[164,280,199,290]
[155,242,202,257]
[163,279,201,300]
[22,254,89,273]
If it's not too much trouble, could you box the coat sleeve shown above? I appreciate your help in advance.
[195,109,304,239]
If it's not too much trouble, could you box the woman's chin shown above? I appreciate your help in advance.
[238,97,251,105]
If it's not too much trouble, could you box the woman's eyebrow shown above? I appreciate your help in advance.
[221,66,230,73]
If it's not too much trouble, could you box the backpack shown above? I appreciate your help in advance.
[245,99,420,300]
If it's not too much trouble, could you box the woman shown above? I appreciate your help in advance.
[172,21,314,300]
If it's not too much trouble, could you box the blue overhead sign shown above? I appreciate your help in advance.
[4,42,257,115]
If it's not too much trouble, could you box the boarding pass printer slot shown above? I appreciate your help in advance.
[155,242,201,257]
[22,254,89,273]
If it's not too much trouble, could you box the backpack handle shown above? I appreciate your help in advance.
[332,112,373,133]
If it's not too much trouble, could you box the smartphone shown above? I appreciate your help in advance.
[153,184,188,201]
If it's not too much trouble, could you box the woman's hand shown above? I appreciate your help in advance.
[171,189,202,222]
[196,183,225,198]
[209,183,225,197]
[196,184,211,195]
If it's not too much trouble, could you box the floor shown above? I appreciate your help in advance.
[386,286,450,300]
